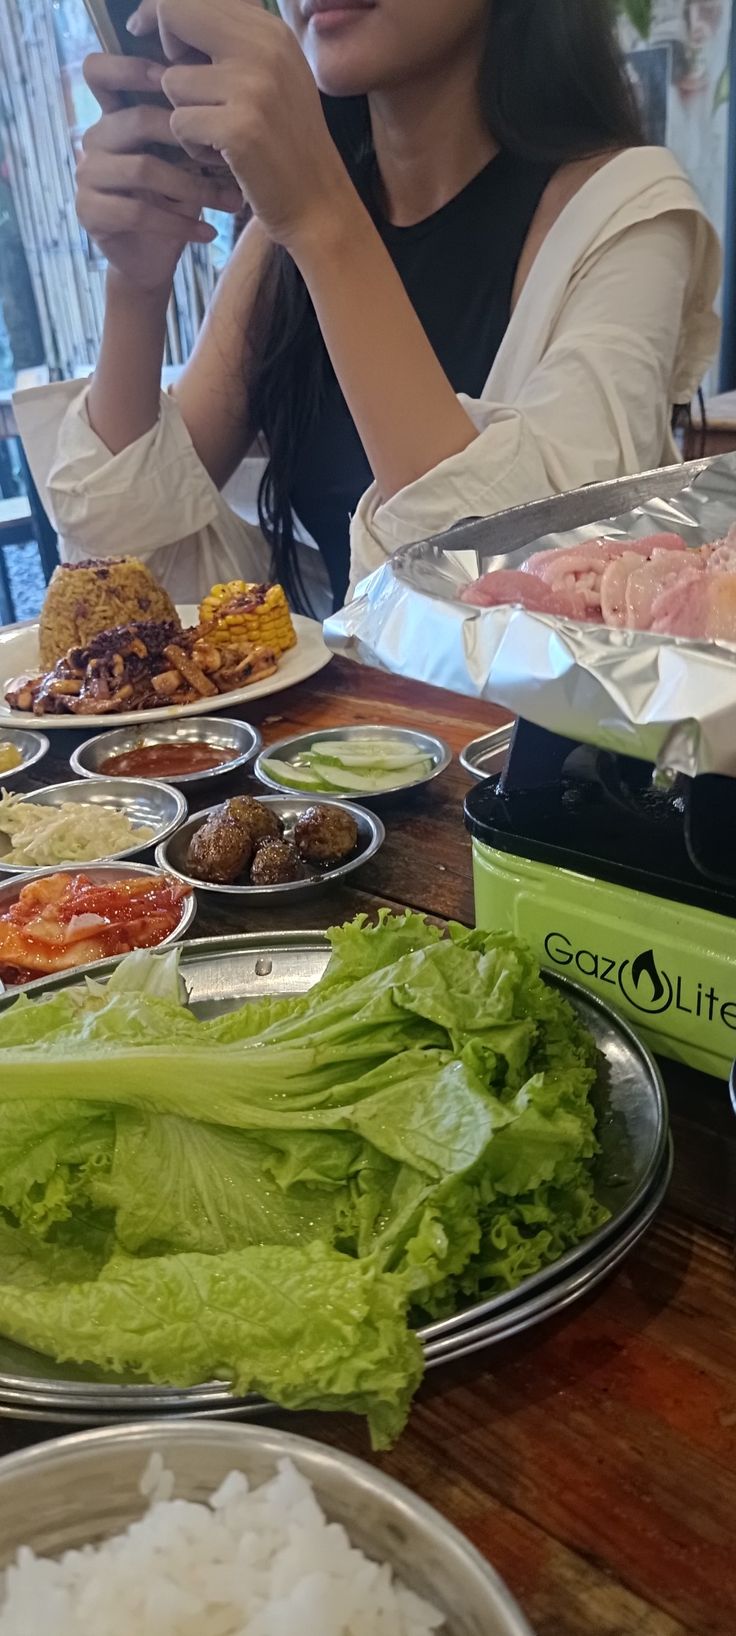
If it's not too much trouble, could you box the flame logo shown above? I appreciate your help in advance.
[631,949,667,1007]
[619,948,673,1015]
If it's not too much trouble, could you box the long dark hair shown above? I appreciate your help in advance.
[248,0,643,612]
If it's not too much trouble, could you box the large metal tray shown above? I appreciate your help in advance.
[0,933,669,1416]
[0,1145,672,1424]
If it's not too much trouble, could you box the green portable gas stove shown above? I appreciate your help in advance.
[465,720,736,1081]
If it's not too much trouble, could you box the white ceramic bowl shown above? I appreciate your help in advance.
[0,1422,534,1636]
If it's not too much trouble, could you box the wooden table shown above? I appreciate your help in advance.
[7,655,736,1636]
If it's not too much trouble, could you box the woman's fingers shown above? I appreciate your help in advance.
[155,0,265,65]
[78,148,241,213]
[169,104,229,159]
[160,63,229,108]
[76,189,215,242]
[124,0,159,40]
[83,51,161,111]
[129,0,262,53]
[155,0,222,63]
[82,101,178,155]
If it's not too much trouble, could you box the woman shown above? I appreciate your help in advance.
[49,0,720,616]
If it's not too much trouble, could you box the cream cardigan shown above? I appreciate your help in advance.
[25,148,721,616]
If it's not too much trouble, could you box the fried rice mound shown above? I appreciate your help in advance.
[38,558,180,669]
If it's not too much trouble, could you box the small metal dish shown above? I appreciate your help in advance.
[0,1423,533,1636]
[0,727,49,784]
[70,717,262,790]
[0,779,188,873]
[459,725,514,781]
[254,723,452,801]
[156,794,385,903]
[0,861,196,996]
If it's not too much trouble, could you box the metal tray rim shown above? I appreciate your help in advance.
[459,727,513,781]
[424,1139,672,1360]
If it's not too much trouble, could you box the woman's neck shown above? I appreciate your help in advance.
[368,51,497,228]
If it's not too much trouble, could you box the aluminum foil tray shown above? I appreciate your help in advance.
[325,453,736,778]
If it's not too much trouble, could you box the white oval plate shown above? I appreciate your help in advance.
[0,610,332,730]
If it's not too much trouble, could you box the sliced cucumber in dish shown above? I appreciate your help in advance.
[308,740,428,770]
[259,757,324,790]
[260,735,437,795]
[311,759,432,794]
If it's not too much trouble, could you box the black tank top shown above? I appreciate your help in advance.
[290,149,555,609]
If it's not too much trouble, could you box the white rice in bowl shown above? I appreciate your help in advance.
[0,1453,446,1636]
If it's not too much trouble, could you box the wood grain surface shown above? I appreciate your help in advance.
[7,655,736,1636]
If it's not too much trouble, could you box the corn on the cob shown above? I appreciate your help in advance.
[199,582,297,655]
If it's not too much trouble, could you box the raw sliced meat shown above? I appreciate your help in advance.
[626,532,688,555]
[707,538,736,574]
[458,524,736,646]
[706,574,736,639]
[651,576,711,638]
[460,569,564,613]
[524,533,687,623]
[653,572,736,641]
[600,553,647,626]
[526,533,685,583]
[625,556,705,630]
[525,540,620,581]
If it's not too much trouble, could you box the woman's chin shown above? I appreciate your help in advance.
[305,37,385,99]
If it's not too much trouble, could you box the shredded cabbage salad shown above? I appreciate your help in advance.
[0,792,155,867]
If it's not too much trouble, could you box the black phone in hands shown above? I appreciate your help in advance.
[81,0,160,58]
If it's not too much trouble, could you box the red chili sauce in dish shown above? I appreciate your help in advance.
[99,743,233,779]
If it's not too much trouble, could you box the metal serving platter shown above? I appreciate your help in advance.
[0,932,669,1417]
[459,726,514,782]
[0,1145,672,1424]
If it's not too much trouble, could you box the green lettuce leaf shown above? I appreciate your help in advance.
[0,1214,111,1289]
[95,1111,351,1256]
[0,1235,421,1448]
[0,1100,113,1234]
[0,913,609,1444]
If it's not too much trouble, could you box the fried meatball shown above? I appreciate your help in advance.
[293,804,359,866]
[226,795,282,846]
[249,838,306,886]
[186,813,254,884]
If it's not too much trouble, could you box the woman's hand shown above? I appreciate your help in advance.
[77,52,243,292]
[127,0,353,254]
